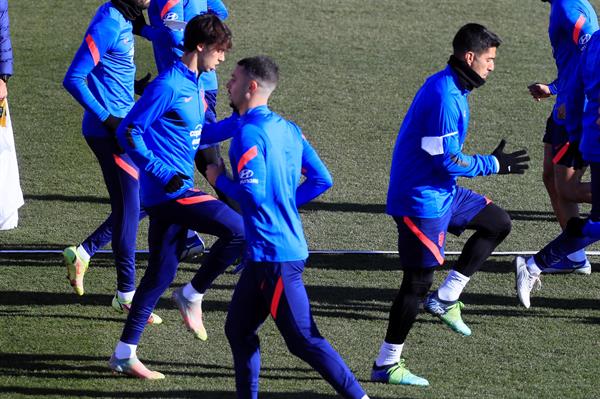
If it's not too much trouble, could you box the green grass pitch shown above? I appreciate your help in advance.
[2,0,600,397]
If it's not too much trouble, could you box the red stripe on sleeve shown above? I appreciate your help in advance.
[160,0,180,18]
[573,14,586,44]
[403,216,445,265]
[85,34,100,66]
[237,146,258,173]
[270,277,284,319]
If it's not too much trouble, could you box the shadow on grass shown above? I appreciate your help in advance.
[24,193,110,205]
[0,353,348,398]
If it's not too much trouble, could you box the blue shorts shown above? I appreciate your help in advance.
[395,187,489,268]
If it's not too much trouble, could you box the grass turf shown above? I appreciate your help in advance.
[2,0,600,397]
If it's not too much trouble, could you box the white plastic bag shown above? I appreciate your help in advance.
[0,99,24,230]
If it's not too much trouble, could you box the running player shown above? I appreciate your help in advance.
[141,0,237,210]
[526,0,598,273]
[372,24,529,386]
[62,0,163,323]
[109,14,244,379]
[208,56,368,399]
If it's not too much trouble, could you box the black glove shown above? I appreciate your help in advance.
[132,13,148,36]
[165,172,191,193]
[103,115,123,133]
[134,72,152,96]
[491,139,530,174]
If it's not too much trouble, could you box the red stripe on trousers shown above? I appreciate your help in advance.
[403,216,445,265]
[270,277,284,319]
[176,194,216,205]
[113,154,139,180]
[552,142,570,165]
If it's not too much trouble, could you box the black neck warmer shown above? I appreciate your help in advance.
[447,54,486,91]
[111,0,143,21]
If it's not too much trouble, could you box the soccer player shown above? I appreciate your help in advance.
[207,56,368,399]
[109,14,244,379]
[515,28,600,309]
[526,0,598,274]
[62,0,163,323]
[372,24,529,386]
[140,0,237,210]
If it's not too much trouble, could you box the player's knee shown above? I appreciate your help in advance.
[565,217,586,237]
[403,268,434,299]
[478,204,512,239]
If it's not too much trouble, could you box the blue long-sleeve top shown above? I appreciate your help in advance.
[548,0,598,125]
[143,0,227,91]
[116,60,238,207]
[216,105,332,262]
[0,0,12,76]
[63,2,135,137]
[387,65,499,219]
[565,31,600,161]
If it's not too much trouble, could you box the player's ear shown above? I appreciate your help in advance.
[463,51,475,66]
[196,43,205,53]
[248,80,259,93]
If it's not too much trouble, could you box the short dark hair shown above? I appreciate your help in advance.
[452,23,502,55]
[183,14,232,52]
[237,56,279,88]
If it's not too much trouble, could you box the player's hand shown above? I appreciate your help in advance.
[132,13,148,37]
[491,139,530,174]
[134,73,152,96]
[206,158,225,186]
[527,83,552,101]
[165,172,190,193]
[103,115,123,133]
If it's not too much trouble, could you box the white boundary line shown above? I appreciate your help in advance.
[1,249,600,256]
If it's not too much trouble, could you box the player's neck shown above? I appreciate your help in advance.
[181,52,200,76]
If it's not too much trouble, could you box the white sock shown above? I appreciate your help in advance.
[182,282,204,303]
[437,270,470,302]
[76,245,90,262]
[114,341,137,359]
[118,290,135,303]
[375,341,403,367]
[566,248,586,263]
[526,257,542,276]
[361,396,370,399]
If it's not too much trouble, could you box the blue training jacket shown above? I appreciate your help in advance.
[548,0,598,125]
[116,60,237,207]
[566,31,600,161]
[0,0,12,76]
[216,105,333,262]
[386,65,498,219]
[63,2,135,137]
[143,0,228,91]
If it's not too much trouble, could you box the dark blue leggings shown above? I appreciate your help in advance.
[85,136,140,292]
[225,260,365,399]
[120,190,244,345]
